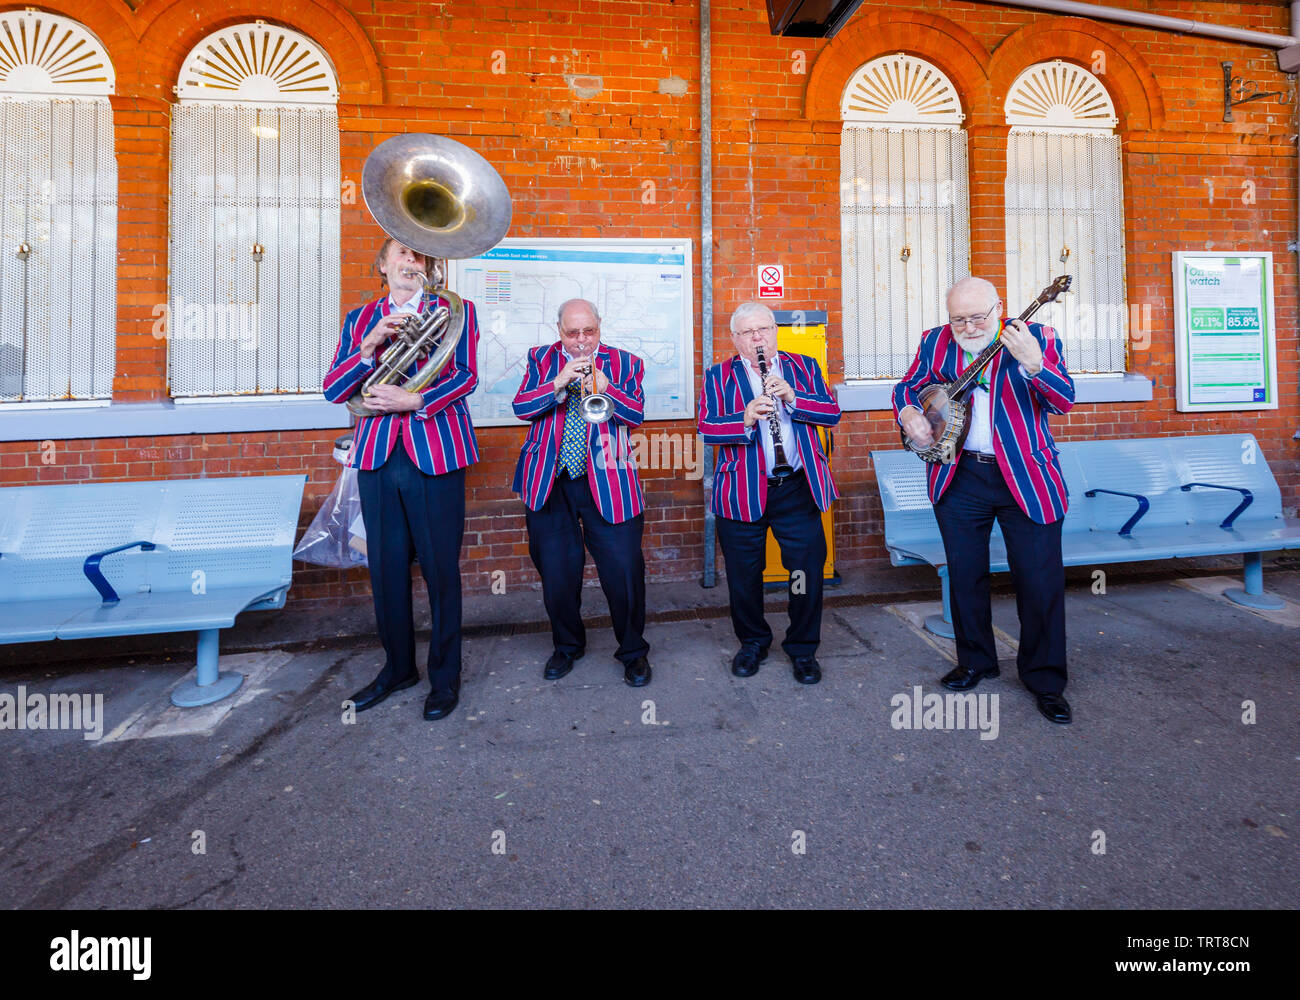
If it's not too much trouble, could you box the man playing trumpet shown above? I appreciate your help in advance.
[511,298,651,687]
[323,238,480,721]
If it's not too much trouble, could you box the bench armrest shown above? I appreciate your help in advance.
[83,541,157,605]
[1180,482,1253,530]
[1084,488,1150,537]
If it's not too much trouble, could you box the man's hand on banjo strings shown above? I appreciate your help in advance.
[900,405,934,447]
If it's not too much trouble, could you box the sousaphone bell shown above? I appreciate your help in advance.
[347,134,513,417]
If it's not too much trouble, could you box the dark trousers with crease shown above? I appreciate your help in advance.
[933,458,1068,695]
[525,471,649,664]
[716,469,826,660]
[357,444,465,695]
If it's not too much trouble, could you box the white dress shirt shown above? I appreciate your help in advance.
[740,354,802,475]
[962,384,993,454]
[389,287,423,314]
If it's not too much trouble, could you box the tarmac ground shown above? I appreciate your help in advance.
[0,556,1296,909]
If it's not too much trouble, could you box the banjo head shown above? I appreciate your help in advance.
[901,391,968,464]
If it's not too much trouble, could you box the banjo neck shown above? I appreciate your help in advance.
[947,294,1056,397]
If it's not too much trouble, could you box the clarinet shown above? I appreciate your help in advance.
[755,345,794,477]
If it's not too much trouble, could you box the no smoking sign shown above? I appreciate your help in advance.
[758,264,783,299]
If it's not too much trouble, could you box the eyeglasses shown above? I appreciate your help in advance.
[561,326,600,338]
[949,302,999,329]
[736,325,777,337]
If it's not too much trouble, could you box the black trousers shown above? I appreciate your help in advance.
[525,472,649,664]
[357,444,465,695]
[933,459,1068,695]
[716,469,827,660]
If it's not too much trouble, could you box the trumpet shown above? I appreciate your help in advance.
[567,351,613,424]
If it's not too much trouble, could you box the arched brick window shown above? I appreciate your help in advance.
[168,21,341,397]
[0,9,116,403]
[1005,60,1126,373]
[840,53,971,380]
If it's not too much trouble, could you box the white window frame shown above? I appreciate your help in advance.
[840,55,971,385]
[168,22,341,400]
[1004,61,1130,376]
[0,11,116,405]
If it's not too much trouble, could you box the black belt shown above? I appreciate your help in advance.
[767,468,804,487]
[966,451,998,464]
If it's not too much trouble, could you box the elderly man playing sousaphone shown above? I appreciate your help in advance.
[324,132,509,723]
[323,237,480,722]
[894,276,1076,724]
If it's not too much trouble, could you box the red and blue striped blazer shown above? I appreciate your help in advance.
[892,320,1075,524]
[698,352,840,522]
[323,292,480,475]
[511,341,645,525]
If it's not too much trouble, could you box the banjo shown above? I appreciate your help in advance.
[900,275,1072,464]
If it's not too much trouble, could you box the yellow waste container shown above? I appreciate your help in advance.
[763,309,837,585]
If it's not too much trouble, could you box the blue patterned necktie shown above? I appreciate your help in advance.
[559,388,589,478]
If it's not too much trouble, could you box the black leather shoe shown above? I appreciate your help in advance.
[731,644,769,678]
[791,656,821,685]
[940,664,1000,691]
[623,657,651,687]
[423,688,459,721]
[1036,692,1072,724]
[544,649,584,680]
[348,672,419,712]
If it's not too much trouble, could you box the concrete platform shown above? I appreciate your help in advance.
[0,563,1296,908]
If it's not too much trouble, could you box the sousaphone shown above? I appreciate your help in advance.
[347,134,513,417]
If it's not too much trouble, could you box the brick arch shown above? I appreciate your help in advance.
[804,10,991,124]
[134,0,383,105]
[990,17,1164,131]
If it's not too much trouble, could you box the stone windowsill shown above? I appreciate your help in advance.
[0,395,352,442]
[834,372,1155,412]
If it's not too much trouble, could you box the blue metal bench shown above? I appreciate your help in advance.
[872,434,1300,637]
[0,475,307,706]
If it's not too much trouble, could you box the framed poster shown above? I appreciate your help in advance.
[1171,252,1277,411]
[446,238,694,426]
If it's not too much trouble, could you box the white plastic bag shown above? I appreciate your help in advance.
[293,464,368,568]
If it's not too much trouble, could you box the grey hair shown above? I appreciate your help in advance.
[946,276,1000,312]
[556,298,601,326]
[729,301,776,334]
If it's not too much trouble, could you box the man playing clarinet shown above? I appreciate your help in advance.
[698,302,841,684]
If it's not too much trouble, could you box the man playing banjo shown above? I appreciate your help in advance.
[893,277,1076,724]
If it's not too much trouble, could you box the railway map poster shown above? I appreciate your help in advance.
[1172,252,1277,412]
[449,239,694,426]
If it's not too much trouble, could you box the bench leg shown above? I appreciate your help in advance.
[925,567,956,639]
[1225,553,1286,611]
[170,629,245,708]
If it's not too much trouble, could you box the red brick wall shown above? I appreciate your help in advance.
[2,0,1296,608]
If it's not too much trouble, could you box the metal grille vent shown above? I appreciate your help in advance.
[842,54,964,124]
[168,101,340,396]
[0,10,114,98]
[0,96,117,401]
[176,23,338,104]
[1005,60,1117,129]
[841,125,971,379]
[1005,128,1127,373]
